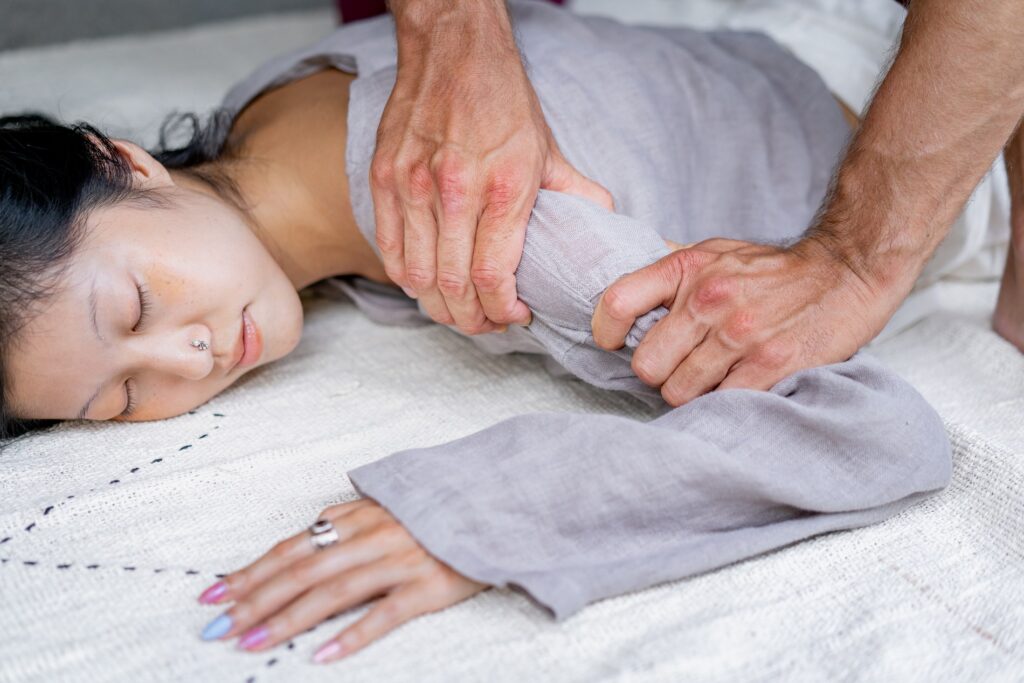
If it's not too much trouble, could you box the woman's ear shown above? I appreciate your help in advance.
[108,139,174,190]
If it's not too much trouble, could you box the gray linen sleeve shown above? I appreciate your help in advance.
[348,191,952,620]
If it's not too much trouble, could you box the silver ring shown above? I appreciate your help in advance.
[308,518,339,551]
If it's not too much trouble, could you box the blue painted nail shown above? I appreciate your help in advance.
[201,613,233,640]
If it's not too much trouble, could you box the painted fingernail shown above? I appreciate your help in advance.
[238,626,269,651]
[401,286,416,298]
[198,581,228,605]
[313,640,344,664]
[201,613,233,641]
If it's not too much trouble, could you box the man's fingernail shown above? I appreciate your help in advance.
[198,581,228,605]
[201,613,233,641]
[401,286,416,298]
[238,626,269,651]
[313,640,345,664]
[496,325,509,334]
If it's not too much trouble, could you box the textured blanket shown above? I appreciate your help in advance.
[1,5,1022,682]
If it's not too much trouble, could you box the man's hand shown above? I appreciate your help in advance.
[592,238,882,407]
[374,0,612,334]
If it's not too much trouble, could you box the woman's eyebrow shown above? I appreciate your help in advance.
[76,386,102,420]
[88,277,106,344]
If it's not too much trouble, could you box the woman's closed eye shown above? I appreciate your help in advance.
[133,283,152,332]
[121,378,139,418]
[120,283,152,418]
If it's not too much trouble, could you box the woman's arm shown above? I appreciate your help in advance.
[349,191,951,618]
[350,352,950,620]
[197,192,950,658]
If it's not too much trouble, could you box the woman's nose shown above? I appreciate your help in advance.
[130,325,215,381]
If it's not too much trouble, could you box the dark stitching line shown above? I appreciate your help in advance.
[2,412,227,548]
[1,558,223,578]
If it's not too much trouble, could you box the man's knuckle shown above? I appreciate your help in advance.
[433,156,469,213]
[754,339,792,371]
[660,382,688,407]
[470,261,505,292]
[404,266,435,290]
[484,173,523,214]
[630,354,659,385]
[436,270,470,299]
[405,161,434,205]
[370,158,396,187]
[694,277,732,308]
[722,310,756,345]
[375,232,402,255]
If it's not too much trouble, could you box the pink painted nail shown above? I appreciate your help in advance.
[198,581,228,605]
[313,640,344,664]
[238,626,269,651]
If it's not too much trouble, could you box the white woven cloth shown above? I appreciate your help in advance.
[1,6,1022,683]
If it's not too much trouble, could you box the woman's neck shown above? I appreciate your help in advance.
[171,158,390,291]
[179,68,392,291]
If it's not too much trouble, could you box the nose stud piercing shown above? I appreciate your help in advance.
[191,339,209,351]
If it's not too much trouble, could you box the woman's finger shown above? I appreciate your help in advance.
[214,526,410,642]
[312,581,428,663]
[197,501,377,606]
[234,555,416,653]
[313,568,488,663]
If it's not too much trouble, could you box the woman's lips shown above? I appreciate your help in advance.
[233,307,263,370]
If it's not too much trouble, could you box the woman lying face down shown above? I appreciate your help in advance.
[0,9,953,665]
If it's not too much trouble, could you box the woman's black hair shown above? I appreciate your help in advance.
[0,110,236,441]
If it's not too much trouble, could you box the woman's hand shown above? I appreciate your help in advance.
[197,499,486,663]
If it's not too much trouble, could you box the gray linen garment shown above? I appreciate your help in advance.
[218,1,951,620]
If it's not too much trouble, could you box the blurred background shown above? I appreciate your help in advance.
[2,0,336,49]
[0,0,586,145]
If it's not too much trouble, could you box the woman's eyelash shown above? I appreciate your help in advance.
[122,378,138,418]
[134,283,152,331]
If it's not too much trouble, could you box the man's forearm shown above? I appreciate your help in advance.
[808,0,1024,307]
[387,0,516,64]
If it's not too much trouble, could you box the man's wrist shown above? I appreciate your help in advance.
[803,143,944,298]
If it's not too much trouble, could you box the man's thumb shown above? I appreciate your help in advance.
[542,154,616,212]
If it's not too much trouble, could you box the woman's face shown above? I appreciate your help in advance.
[6,141,304,422]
